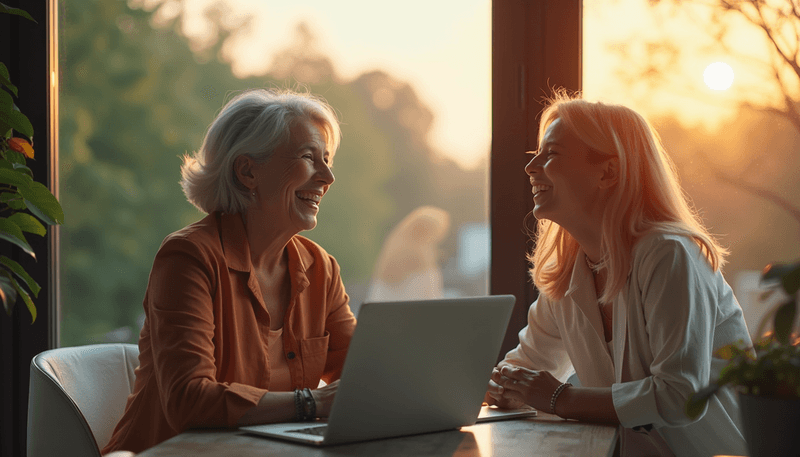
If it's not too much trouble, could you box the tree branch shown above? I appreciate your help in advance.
[710,163,800,227]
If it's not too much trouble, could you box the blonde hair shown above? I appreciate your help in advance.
[529,93,727,303]
[180,88,341,214]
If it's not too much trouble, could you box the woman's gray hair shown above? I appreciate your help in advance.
[180,88,341,214]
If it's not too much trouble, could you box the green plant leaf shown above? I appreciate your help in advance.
[0,255,40,297]
[713,342,738,360]
[20,181,64,225]
[685,383,718,419]
[0,158,13,170]
[0,191,25,210]
[0,108,33,140]
[0,3,37,22]
[8,212,46,236]
[774,299,797,345]
[783,267,800,296]
[0,217,35,258]
[0,63,18,97]
[0,88,12,112]
[762,261,800,294]
[11,163,33,178]
[0,273,18,315]
[0,121,12,139]
[6,149,26,166]
[8,274,36,323]
[0,166,33,188]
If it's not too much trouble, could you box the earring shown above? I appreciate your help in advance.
[251,191,256,197]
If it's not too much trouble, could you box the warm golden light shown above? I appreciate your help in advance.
[703,62,734,91]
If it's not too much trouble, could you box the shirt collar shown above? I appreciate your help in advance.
[565,248,594,298]
[218,212,250,272]
[565,248,607,346]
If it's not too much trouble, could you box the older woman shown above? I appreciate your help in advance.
[485,93,752,456]
[102,89,356,454]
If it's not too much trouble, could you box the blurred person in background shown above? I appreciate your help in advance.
[103,88,356,454]
[485,92,751,456]
[366,205,450,303]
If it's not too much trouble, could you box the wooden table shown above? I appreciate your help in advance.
[137,412,618,457]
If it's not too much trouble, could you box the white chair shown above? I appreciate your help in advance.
[27,343,139,457]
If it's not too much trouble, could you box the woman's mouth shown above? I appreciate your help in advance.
[532,184,551,197]
[296,191,321,209]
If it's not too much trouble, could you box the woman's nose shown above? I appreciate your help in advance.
[318,162,335,185]
[524,155,539,176]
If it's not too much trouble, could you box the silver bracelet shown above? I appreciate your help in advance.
[550,382,572,415]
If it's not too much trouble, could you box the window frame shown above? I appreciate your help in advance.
[0,1,581,455]
[491,0,581,357]
[0,1,59,456]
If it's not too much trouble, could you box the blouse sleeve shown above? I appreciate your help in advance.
[321,253,357,383]
[500,295,574,381]
[612,237,720,429]
[147,237,265,431]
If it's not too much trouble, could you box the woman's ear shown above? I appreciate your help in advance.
[599,158,618,189]
[234,155,256,190]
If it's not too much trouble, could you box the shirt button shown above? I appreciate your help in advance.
[287,352,296,359]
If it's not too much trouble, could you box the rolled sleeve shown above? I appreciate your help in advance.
[148,238,264,431]
[613,237,717,429]
[501,296,573,380]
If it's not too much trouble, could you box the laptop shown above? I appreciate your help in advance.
[240,294,516,446]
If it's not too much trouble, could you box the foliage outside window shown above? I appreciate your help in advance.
[0,3,65,322]
[58,1,487,345]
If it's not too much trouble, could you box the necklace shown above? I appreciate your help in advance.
[585,254,602,271]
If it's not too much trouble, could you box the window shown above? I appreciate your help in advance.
[57,0,491,345]
[584,0,800,337]
[4,2,578,455]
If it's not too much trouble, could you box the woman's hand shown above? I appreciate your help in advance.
[490,365,562,413]
[311,380,339,418]
[485,367,527,409]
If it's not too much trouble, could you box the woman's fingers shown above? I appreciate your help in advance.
[500,365,537,381]
[486,378,504,399]
[491,366,562,412]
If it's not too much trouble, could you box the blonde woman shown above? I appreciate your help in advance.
[485,93,751,456]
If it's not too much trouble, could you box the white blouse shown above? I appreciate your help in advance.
[501,232,752,456]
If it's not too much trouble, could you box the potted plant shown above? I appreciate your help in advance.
[0,3,64,322]
[686,261,800,457]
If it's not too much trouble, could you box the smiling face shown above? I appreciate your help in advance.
[246,118,335,236]
[525,118,611,233]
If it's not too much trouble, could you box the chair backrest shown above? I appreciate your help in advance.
[27,343,139,457]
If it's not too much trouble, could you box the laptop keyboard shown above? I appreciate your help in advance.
[287,425,328,436]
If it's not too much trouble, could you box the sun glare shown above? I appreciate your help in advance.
[703,62,734,91]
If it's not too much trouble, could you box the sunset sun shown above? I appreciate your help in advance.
[703,62,734,90]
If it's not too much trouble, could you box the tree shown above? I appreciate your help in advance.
[59,0,487,345]
[597,0,800,335]
[634,0,800,233]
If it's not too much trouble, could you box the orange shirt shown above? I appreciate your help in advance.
[102,212,356,454]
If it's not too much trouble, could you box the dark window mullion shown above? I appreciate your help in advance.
[491,0,581,359]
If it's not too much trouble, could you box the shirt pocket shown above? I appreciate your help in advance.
[300,331,330,386]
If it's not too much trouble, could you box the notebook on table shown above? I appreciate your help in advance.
[240,294,516,446]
